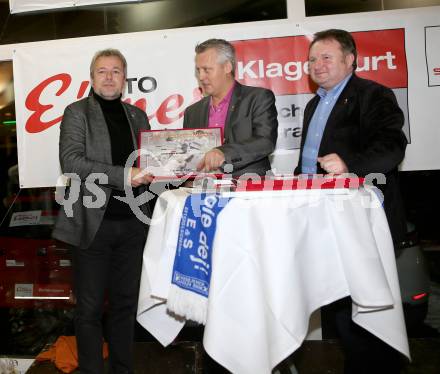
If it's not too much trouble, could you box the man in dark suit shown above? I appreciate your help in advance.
[296,29,407,373]
[52,49,152,374]
[183,38,278,176]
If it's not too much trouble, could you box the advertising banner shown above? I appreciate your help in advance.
[11,7,440,187]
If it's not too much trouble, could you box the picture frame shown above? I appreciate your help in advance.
[138,127,223,177]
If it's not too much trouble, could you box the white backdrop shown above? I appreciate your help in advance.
[10,6,440,187]
[9,0,139,14]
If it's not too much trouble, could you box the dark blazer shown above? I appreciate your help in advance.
[183,82,278,176]
[296,74,407,243]
[52,95,151,249]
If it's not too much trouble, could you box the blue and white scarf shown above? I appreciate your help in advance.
[167,193,232,324]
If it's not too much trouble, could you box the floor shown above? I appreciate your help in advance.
[25,337,440,374]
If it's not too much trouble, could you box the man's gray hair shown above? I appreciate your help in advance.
[90,48,127,78]
[195,39,236,76]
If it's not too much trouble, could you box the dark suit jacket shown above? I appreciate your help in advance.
[183,82,278,176]
[52,95,151,249]
[296,74,407,243]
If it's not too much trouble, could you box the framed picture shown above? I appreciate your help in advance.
[138,127,223,177]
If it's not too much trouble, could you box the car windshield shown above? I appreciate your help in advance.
[0,188,59,240]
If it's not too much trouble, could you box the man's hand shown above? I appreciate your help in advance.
[197,149,225,172]
[317,153,348,174]
[129,167,154,187]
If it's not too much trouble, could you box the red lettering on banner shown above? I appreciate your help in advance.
[123,95,186,124]
[25,73,72,133]
[434,67,440,76]
[232,28,407,95]
[191,87,203,104]
[25,72,203,133]
[77,80,90,99]
[125,89,202,124]
[233,36,312,95]
[123,98,147,113]
[156,94,184,124]
[353,29,407,88]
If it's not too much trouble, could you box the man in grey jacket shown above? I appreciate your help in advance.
[183,38,278,176]
[53,49,152,374]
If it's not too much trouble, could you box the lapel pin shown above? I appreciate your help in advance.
[343,98,348,104]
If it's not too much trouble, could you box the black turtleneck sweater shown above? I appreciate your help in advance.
[94,92,136,219]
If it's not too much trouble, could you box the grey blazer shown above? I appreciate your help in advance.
[183,82,278,176]
[52,95,151,249]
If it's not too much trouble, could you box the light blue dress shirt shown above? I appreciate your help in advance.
[301,74,352,174]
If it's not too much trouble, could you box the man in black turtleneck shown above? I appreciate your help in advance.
[53,49,152,374]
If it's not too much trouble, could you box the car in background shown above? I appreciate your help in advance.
[0,188,74,354]
[0,188,73,309]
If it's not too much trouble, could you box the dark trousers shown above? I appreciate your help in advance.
[323,297,402,374]
[73,217,146,374]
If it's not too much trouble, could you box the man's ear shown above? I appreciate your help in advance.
[224,61,233,75]
[346,53,355,68]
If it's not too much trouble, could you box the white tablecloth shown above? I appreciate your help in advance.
[137,187,410,374]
